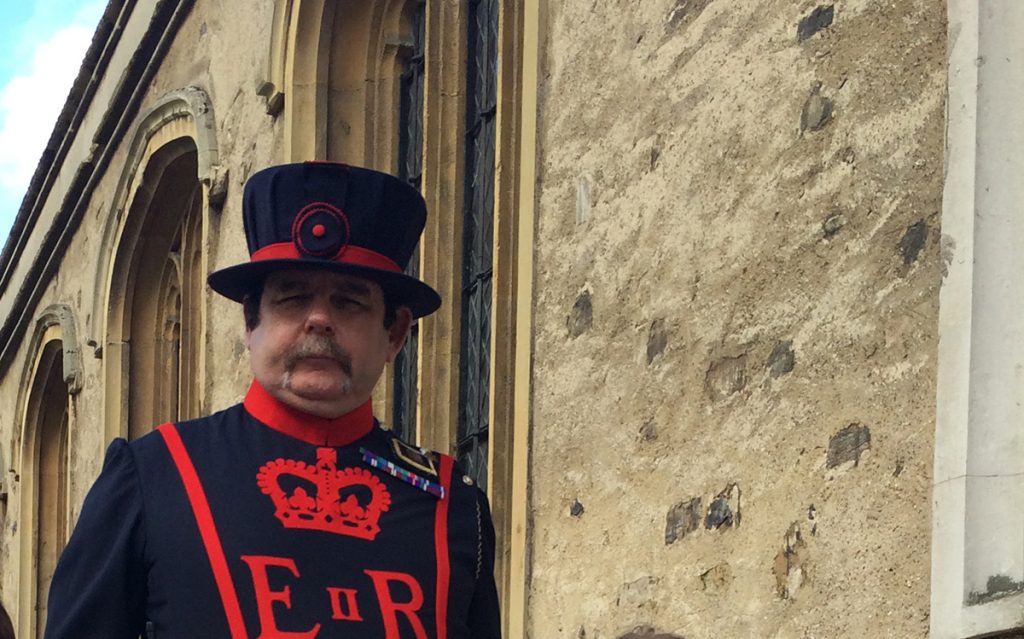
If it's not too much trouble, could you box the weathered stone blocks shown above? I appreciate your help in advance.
[705,483,740,530]
[800,82,833,132]
[646,319,667,364]
[665,497,701,544]
[767,340,795,378]
[798,5,835,42]
[826,423,871,469]
[899,219,928,265]
[568,290,594,338]
[704,354,748,400]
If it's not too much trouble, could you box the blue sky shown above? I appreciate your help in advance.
[0,0,105,244]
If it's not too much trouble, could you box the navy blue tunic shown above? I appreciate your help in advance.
[44,382,501,639]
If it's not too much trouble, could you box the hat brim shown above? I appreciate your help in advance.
[207,259,442,319]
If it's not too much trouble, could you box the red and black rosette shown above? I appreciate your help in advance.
[291,202,351,259]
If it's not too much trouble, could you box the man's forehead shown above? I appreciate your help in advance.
[263,269,380,295]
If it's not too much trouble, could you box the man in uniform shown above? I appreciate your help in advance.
[44,162,501,638]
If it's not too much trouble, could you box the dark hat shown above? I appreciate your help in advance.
[207,162,441,318]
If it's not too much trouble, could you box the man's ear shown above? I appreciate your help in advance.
[242,305,253,349]
[386,307,414,361]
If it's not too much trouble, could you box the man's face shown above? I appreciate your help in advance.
[245,269,411,418]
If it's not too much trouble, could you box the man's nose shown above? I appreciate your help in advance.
[304,297,333,333]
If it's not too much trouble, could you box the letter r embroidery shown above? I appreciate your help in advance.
[364,570,428,639]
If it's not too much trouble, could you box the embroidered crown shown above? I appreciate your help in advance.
[256,448,391,539]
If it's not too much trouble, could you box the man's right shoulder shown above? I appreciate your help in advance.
[125,402,246,455]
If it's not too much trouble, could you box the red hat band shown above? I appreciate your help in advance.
[250,242,402,273]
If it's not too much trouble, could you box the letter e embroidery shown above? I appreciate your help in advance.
[241,555,321,639]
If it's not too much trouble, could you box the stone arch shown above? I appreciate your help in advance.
[14,305,81,638]
[11,304,83,479]
[92,87,218,327]
[97,87,218,442]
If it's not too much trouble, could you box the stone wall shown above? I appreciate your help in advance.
[528,0,945,637]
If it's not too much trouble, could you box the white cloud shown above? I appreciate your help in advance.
[0,22,94,198]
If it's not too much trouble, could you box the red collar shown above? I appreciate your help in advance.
[242,379,374,446]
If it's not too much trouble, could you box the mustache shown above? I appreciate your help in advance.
[283,336,352,375]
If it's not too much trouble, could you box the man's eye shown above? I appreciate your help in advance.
[333,296,365,308]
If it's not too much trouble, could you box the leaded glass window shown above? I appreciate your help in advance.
[392,0,426,443]
[457,0,498,490]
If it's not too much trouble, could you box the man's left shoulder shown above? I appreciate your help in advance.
[369,430,484,502]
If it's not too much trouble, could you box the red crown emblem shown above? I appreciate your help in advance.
[256,448,391,539]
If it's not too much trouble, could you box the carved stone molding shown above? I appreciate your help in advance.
[28,304,83,395]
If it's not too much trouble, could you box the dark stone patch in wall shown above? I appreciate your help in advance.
[967,574,1024,606]
[570,499,585,517]
[647,319,668,364]
[639,419,658,441]
[617,627,685,639]
[800,82,833,133]
[767,340,795,378]
[705,483,740,530]
[567,290,593,338]
[665,497,702,544]
[822,211,846,238]
[666,0,713,29]
[797,5,835,42]
[899,219,928,265]
[826,423,871,468]
[705,498,732,529]
[705,354,748,400]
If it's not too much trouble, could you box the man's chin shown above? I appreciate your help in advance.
[282,373,352,400]
[277,385,362,418]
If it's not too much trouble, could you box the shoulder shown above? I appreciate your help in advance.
[94,436,140,483]
[173,402,246,434]
[369,428,486,501]
[123,403,245,465]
